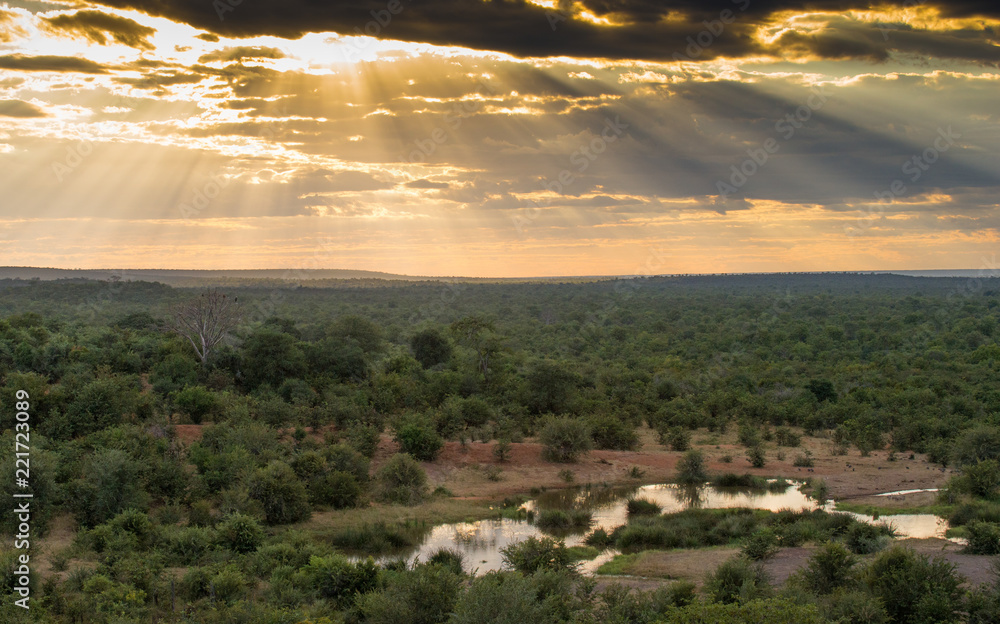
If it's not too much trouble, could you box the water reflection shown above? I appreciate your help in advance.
[362,482,949,576]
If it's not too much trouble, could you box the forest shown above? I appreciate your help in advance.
[1,272,1000,623]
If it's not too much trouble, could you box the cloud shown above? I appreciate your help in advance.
[0,99,46,118]
[197,46,286,63]
[0,54,109,74]
[43,10,156,50]
[405,179,450,189]
[86,1,1000,63]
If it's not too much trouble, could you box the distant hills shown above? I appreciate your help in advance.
[0,266,993,288]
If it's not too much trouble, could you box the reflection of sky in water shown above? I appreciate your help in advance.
[371,483,948,575]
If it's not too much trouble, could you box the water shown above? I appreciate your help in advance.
[366,482,948,575]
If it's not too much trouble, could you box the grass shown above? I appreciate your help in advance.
[609,507,877,553]
[565,545,601,562]
[833,501,954,518]
[293,497,499,536]
[597,552,643,575]
[535,509,593,531]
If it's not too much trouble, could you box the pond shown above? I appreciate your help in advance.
[366,482,948,575]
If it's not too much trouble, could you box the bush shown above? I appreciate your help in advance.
[304,554,380,609]
[376,453,428,505]
[844,522,894,555]
[394,414,444,461]
[802,541,857,594]
[450,571,556,624]
[247,461,311,525]
[410,328,453,368]
[427,548,466,575]
[539,417,593,463]
[347,422,382,458]
[746,445,766,468]
[589,414,639,451]
[676,450,708,485]
[217,513,264,553]
[173,385,220,424]
[661,426,691,451]
[662,598,825,623]
[535,509,592,532]
[626,498,662,517]
[741,528,778,561]
[863,546,965,624]
[704,556,772,604]
[792,453,814,468]
[501,536,576,574]
[961,459,1000,499]
[822,590,888,624]
[311,471,362,509]
[774,427,801,447]
[964,521,1000,555]
[354,563,461,624]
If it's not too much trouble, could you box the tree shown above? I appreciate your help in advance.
[539,417,592,463]
[411,328,452,368]
[167,289,241,367]
[240,329,307,390]
[450,316,501,384]
[676,449,708,485]
[248,461,311,525]
[376,453,428,505]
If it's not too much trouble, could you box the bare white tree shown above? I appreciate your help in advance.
[168,289,241,366]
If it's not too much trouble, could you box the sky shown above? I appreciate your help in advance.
[1,0,999,277]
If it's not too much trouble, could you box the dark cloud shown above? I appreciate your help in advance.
[197,46,286,63]
[115,71,207,90]
[88,1,1000,62]
[43,10,156,50]
[405,179,450,189]
[0,54,109,73]
[196,33,219,42]
[0,99,46,118]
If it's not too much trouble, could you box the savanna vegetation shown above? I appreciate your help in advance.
[2,272,1000,622]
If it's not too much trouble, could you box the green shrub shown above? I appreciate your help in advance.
[746,445,766,468]
[427,548,466,575]
[792,453,814,468]
[964,521,1000,555]
[311,470,362,509]
[173,385,220,424]
[354,563,461,624]
[393,414,444,461]
[844,522,894,555]
[802,541,857,594]
[821,589,888,624]
[539,417,593,463]
[450,571,555,624]
[863,546,965,624]
[247,461,311,525]
[535,509,592,531]
[741,528,778,561]
[329,522,418,554]
[661,426,691,451]
[676,450,707,485]
[626,498,662,517]
[217,513,264,553]
[376,453,428,505]
[589,414,639,451]
[774,427,801,447]
[704,556,772,605]
[501,536,576,574]
[304,554,380,608]
[347,422,382,458]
